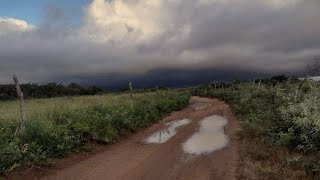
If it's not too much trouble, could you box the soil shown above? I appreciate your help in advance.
[7,97,240,180]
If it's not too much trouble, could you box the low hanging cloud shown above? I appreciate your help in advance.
[0,17,35,36]
[0,0,319,84]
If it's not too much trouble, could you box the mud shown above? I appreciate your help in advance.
[182,115,229,155]
[190,102,209,110]
[143,118,192,144]
[9,97,239,180]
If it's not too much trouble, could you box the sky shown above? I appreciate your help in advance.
[0,0,319,88]
[0,0,89,25]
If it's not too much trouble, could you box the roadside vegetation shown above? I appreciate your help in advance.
[0,91,190,174]
[2,72,320,179]
[192,77,320,179]
[0,83,105,101]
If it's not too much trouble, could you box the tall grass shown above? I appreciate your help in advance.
[0,91,190,174]
[192,80,320,179]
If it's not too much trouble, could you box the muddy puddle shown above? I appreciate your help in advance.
[190,102,208,110]
[143,119,192,144]
[182,115,229,155]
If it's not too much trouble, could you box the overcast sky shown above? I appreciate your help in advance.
[0,0,319,86]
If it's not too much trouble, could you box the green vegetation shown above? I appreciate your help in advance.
[193,78,320,179]
[0,82,105,101]
[2,74,320,179]
[0,91,190,174]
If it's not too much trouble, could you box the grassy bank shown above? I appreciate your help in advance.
[193,80,320,179]
[0,91,190,174]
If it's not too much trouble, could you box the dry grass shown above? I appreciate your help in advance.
[0,93,147,121]
[0,91,191,174]
[237,139,307,180]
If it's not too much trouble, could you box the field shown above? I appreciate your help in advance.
[193,79,320,179]
[0,91,190,174]
[2,78,320,179]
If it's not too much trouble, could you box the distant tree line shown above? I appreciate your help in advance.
[119,86,168,93]
[0,75,302,101]
[203,75,300,89]
[0,82,105,101]
[257,75,298,87]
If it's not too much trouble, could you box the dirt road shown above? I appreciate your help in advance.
[22,97,240,180]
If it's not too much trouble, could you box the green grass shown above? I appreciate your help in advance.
[0,91,190,174]
[192,80,320,179]
[4,80,319,178]
[0,93,142,120]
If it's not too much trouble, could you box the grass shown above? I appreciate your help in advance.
[192,80,320,179]
[0,93,140,120]
[3,80,320,178]
[0,91,190,174]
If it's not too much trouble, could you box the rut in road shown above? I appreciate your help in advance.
[41,96,240,180]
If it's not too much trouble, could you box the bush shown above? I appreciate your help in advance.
[192,81,320,178]
[0,91,190,174]
[278,91,320,152]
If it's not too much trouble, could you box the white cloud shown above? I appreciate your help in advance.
[0,17,35,36]
[196,0,302,8]
[268,0,301,9]
[0,0,319,83]
[197,0,233,5]
[80,0,172,45]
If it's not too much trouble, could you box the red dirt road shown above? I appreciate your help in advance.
[14,97,240,180]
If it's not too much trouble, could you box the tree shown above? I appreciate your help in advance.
[0,82,106,100]
[271,75,288,87]
[305,58,320,77]
[299,58,320,90]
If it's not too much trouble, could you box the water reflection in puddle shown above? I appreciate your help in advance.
[143,119,192,144]
[191,103,208,110]
[182,115,229,155]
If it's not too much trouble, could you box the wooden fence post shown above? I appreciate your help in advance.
[258,80,261,89]
[252,78,256,88]
[308,80,313,90]
[13,74,26,135]
[129,82,133,98]
[232,81,235,94]
[298,77,308,90]
[295,88,298,101]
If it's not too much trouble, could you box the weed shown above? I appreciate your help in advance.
[0,91,190,174]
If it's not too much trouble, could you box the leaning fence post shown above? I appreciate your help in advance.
[258,80,261,89]
[13,74,26,135]
[232,81,235,94]
[308,80,313,90]
[298,77,308,90]
[252,78,256,88]
[129,82,133,99]
[294,88,298,101]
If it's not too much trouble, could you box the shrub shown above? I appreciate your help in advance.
[0,91,190,174]
[192,81,320,178]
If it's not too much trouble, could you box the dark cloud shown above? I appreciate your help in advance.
[0,0,319,87]
[69,68,268,90]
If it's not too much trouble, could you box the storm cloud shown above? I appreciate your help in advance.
[0,0,319,85]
